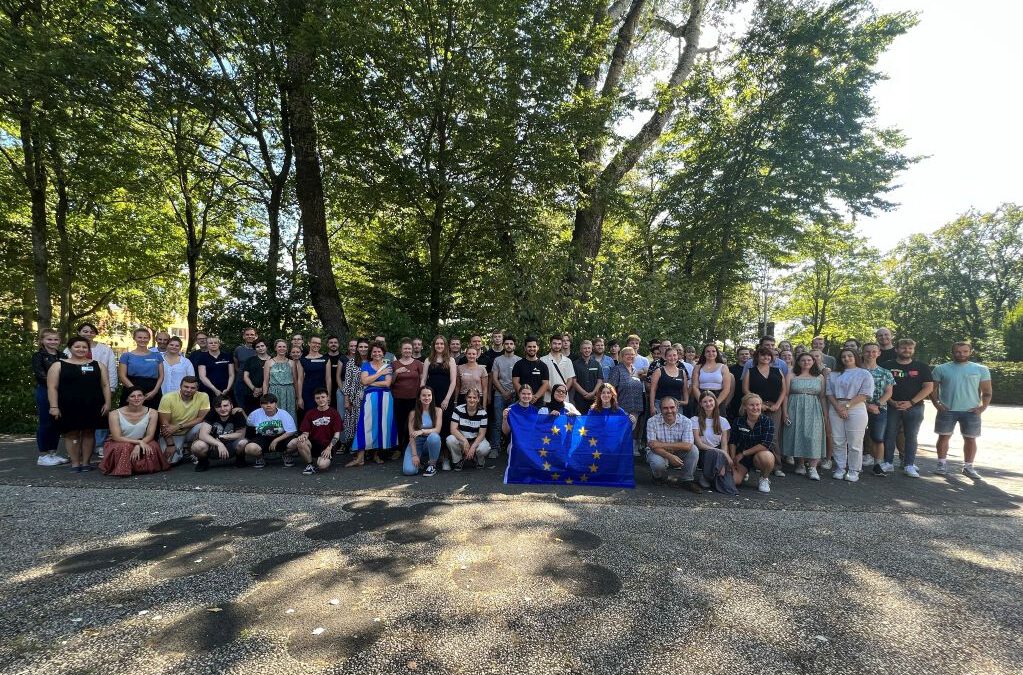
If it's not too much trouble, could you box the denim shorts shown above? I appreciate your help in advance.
[866,408,888,443]
[935,410,982,438]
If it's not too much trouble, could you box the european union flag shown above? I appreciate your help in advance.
[504,406,635,488]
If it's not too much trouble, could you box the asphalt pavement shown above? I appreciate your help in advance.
[0,405,1020,674]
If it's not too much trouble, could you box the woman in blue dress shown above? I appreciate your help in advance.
[351,341,397,465]
[297,336,332,422]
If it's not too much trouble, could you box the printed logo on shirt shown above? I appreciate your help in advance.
[255,418,284,437]
[81,365,94,372]
[311,415,332,427]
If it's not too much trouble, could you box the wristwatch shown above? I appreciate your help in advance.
[844,402,850,409]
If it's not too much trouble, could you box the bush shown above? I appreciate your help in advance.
[988,362,1023,406]
[0,328,38,434]
[1004,300,1023,361]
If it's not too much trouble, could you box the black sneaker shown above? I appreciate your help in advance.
[254,458,266,469]
[424,465,437,477]
[282,454,295,468]
[453,460,464,472]
[485,458,497,469]
[872,463,886,477]
[302,464,316,475]
[195,459,209,472]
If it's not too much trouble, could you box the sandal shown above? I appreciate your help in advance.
[344,458,364,468]
[372,455,384,465]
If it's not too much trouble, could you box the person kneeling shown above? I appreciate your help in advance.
[729,394,777,494]
[644,396,702,493]
[243,393,296,469]
[288,388,341,475]
[446,388,494,470]
[192,396,249,472]
[403,387,442,476]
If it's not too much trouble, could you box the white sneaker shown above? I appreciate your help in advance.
[844,471,860,482]
[772,468,786,477]
[861,455,875,467]
[55,454,69,464]
[962,465,982,480]
[808,467,821,481]
[37,454,63,467]
[784,456,795,466]
[894,457,903,468]
[95,448,104,459]
[903,465,920,478]
[794,463,807,476]
[934,462,948,475]
[441,458,452,471]
[833,470,846,480]
[880,462,894,473]
[757,477,771,493]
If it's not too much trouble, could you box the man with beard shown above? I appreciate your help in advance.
[931,342,992,480]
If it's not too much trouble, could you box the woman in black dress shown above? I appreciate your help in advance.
[421,335,457,470]
[47,336,112,472]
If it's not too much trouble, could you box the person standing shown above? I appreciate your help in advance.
[48,336,112,471]
[875,328,897,363]
[421,335,458,437]
[411,337,425,362]
[296,336,332,420]
[232,327,258,407]
[861,343,894,476]
[571,339,604,412]
[150,331,171,355]
[691,343,732,410]
[540,334,575,403]
[196,335,234,402]
[391,339,424,461]
[188,332,209,369]
[373,335,396,364]
[450,337,465,365]
[781,353,827,480]
[341,339,370,451]
[325,335,347,409]
[725,346,751,420]
[649,346,688,415]
[826,348,873,482]
[351,342,396,465]
[645,397,702,493]
[32,329,66,466]
[880,339,933,477]
[489,334,521,454]
[456,346,489,407]
[931,342,993,480]
[593,337,615,380]
[511,337,550,402]
[117,328,165,407]
[264,340,298,420]
[811,335,837,370]
[161,337,196,396]
[481,330,504,371]
[241,339,272,413]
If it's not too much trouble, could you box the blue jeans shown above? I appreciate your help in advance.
[35,385,59,453]
[490,391,509,453]
[402,433,441,475]
[866,407,888,443]
[884,403,923,466]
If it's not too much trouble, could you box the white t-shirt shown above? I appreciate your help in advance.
[247,408,297,436]
[689,415,731,450]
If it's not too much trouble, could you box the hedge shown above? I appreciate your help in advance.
[989,362,1023,406]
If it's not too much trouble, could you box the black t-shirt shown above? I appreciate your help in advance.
[479,348,502,371]
[204,410,247,438]
[512,358,549,393]
[881,359,932,404]
[879,347,898,363]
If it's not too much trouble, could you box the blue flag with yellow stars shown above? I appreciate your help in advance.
[504,406,635,488]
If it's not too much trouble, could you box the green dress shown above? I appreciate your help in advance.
[268,360,296,420]
[782,375,826,459]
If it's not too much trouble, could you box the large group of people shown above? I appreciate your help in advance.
[33,323,994,495]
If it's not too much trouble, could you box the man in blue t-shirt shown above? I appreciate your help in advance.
[930,342,993,480]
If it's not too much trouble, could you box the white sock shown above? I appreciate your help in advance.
[964,462,973,469]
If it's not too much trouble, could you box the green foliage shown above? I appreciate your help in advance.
[1004,301,1023,361]
[0,323,38,434]
[988,362,1023,406]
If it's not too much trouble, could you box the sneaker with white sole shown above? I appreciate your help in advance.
[424,464,437,477]
[794,463,807,476]
[880,462,894,473]
[772,468,786,478]
[934,462,948,475]
[808,467,821,481]
[302,464,316,475]
[757,477,771,493]
[962,465,982,480]
[283,454,295,468]
[37,453,63,467]
[844,471,860,482]
[903,464,920,478]
[861,455,875,467]
[833,470,846,480]
[253,458,266,469]
[441,458,451,471]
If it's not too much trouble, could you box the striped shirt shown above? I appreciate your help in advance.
[451,404,488,439]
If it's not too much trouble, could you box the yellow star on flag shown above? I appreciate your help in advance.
[565,422,573,432]
[565,477,574,485]
[551,473,560,481]
[542,461,551,471]
[580,474,589,482]
[578,427,587,436]
[592,450,602,459]
[542,436,550,445]
[589,463,599,473]
[538,448,548,457]
[589,437,598,447]
[551,425,560,435]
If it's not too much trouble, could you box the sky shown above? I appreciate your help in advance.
[859,0,1023,250]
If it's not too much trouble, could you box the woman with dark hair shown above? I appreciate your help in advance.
[241,338,271,413]
[100,386,169,476]
[32,328,66,466]
[537,383,581,416]
[264,339,298,419]
[118,327,164,406]
[196,335,234,401]
[649,347,688,416]
[47,336,111,472]
[341,338,370,453]
[826,348,874,482]
[350,341,396,466]
[782,352,827,480]
[391,339,424,460]
[422,335,458,468]
[297,336,332,420]
[741,347,788,477]
[402,386,443,476]
[691,343,731,409]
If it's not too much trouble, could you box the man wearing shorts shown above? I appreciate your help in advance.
[244,393,297,469]
[931,342,993,480]
[289,388,342,474]
[192,396,249,471]
[158,376,210,463]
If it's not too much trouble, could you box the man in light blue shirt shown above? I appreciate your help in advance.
[741,335,789,376]
[930,342,992,480]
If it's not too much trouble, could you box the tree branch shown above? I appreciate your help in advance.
[601,0,646,99]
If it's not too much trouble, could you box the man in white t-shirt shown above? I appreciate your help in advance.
[243,393,297,469]
[540,334,576,403]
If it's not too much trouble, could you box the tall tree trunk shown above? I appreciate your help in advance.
[51,149,73,335]
[284,0,348,336]
[428,199,444,333]
[262,83,293,334]
[20,112,52,328]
